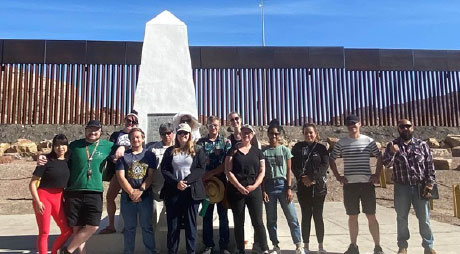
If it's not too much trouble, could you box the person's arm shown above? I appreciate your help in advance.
[115,158,142,202]
[29,175,45,215]
[370,141,383,184]
[313,146,330,181]
[225,153,249,195]
[247,151,265,192]
[160,148,180,186]
[141,168,155,190]
[329,142,347,184]
[423,142,436,186]
[185,148,206,184]
[285,158,294,202]
[382,141,398,168]
[290,143,303,179]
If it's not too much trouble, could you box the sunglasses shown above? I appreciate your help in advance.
[161,131,173,136]
[230,117,239,122]
[181,118,192,123]
[207,124,219,129]
[398,124,412,129]
[177,131,190,136]
[126,119,138,125]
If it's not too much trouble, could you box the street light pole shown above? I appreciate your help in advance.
[259,0,265,46]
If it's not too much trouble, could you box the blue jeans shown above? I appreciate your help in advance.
[121,191,157,254]
[264,178,302,245]
[394,183,434,250]
[203,202,229,250]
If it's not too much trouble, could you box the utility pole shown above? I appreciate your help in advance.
[259,0,265,46]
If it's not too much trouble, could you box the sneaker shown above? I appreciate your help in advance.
[269,245,281,254]
[58,247,72,254]
[220,250,231,254]
[424,249,436,254]
[318,248,327,254]
[303,248,310,254]
[295,247,305,254]
[397,248,407,254]
[373,245,384,254]
[203,247,213,254]
[344,244,359,254]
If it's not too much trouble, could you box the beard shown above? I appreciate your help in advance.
[399,130,413,141]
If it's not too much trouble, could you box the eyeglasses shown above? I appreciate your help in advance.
[207,124,219,129]
[177,131,190,136]
[161,131,173,136]
[398,124,412,129]
[126,119,138,125]
[230,117,239,122]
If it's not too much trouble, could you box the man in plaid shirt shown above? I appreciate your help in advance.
[382,119,436,254]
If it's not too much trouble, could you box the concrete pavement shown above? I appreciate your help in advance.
[1,202,459,253]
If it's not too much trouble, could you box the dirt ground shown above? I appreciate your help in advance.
[1,157,460,226]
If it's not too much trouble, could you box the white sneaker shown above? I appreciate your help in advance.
[269,245,281,254]
[202,247,213,254]
[296,247,305,254]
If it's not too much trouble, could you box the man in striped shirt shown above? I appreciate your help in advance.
[382,119,436,254]
[330,114,384,254]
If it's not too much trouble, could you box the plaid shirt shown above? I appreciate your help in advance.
[382,137,436,185]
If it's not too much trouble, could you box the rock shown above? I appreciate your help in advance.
[431,148,451,158]
[3,153,22,160]
[0,143,10,156]
[6,139,38,157]
[327,137,339,151]
[445,134,460,147]
[426,138,440,148]
[37,140,52,151]
[0,156,13,164]
[452,147,460,157]
[433,158,452,170]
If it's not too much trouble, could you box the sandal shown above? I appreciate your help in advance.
[99,226,116,234]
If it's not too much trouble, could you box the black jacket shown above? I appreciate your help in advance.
[291,141,329,196]
[159,146,207,201]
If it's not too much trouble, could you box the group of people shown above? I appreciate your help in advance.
[28,110,437,254]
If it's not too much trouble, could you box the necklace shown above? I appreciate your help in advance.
[85,141,100,179]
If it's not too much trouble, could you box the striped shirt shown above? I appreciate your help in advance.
[330,134,381,183]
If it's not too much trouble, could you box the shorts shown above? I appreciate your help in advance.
[64,191,103,227]
[343,182,376,215]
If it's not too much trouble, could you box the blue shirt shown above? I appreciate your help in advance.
[116,149,157,189]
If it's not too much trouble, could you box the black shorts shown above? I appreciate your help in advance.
[343,182,376,215]
[64,191,103,227]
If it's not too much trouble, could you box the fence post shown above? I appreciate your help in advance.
[380,169,387,188]
[453,185,460,218]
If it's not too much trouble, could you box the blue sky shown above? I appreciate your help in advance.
[1,0,460,49]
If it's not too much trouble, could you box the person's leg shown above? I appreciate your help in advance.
[229,193,246,252]
[264,189,279,246]
[34,189,52,254]
[312,195,326,248]
[102,176,121,233]
[348,215,359,245]
[298,191,314,248]
[165,194,181,254]
[366,214,380,246]
[394,183,411,249]
[139,192,156,254]
[49,190,72,254]
[202,203,216,249]
[278,189,302,245]
[216,202,230,251]
[67,225,99,254]
[247,187,269,252]
[184,195,200,254]
[411,186,434,250]
[121,193,137,254]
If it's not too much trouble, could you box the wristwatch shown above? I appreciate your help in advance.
[139,186,145,191]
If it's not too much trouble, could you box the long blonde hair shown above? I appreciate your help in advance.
[172,134,196,157]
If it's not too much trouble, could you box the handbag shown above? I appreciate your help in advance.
[418,183,439,200]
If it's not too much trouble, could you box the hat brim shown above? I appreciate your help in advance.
[205,177,225,204]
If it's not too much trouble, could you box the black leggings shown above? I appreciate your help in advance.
[297,188,326,244]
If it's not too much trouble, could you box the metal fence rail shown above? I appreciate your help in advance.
[1,40,459,126]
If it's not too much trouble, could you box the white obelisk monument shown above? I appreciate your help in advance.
[134,10,198,142]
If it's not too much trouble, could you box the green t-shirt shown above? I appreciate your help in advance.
[67,139,114,192]
[263,145,293,180]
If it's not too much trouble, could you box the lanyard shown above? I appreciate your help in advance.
[85,141,100,179]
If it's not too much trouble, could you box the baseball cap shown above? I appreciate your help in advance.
[241,124,255,133]
[176,123,192,133]
[345,115,360,125]
[86,120,102,129]
[159,123,173,134]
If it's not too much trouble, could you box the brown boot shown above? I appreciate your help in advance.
[424,249,436,254]
[397,248,407,254]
